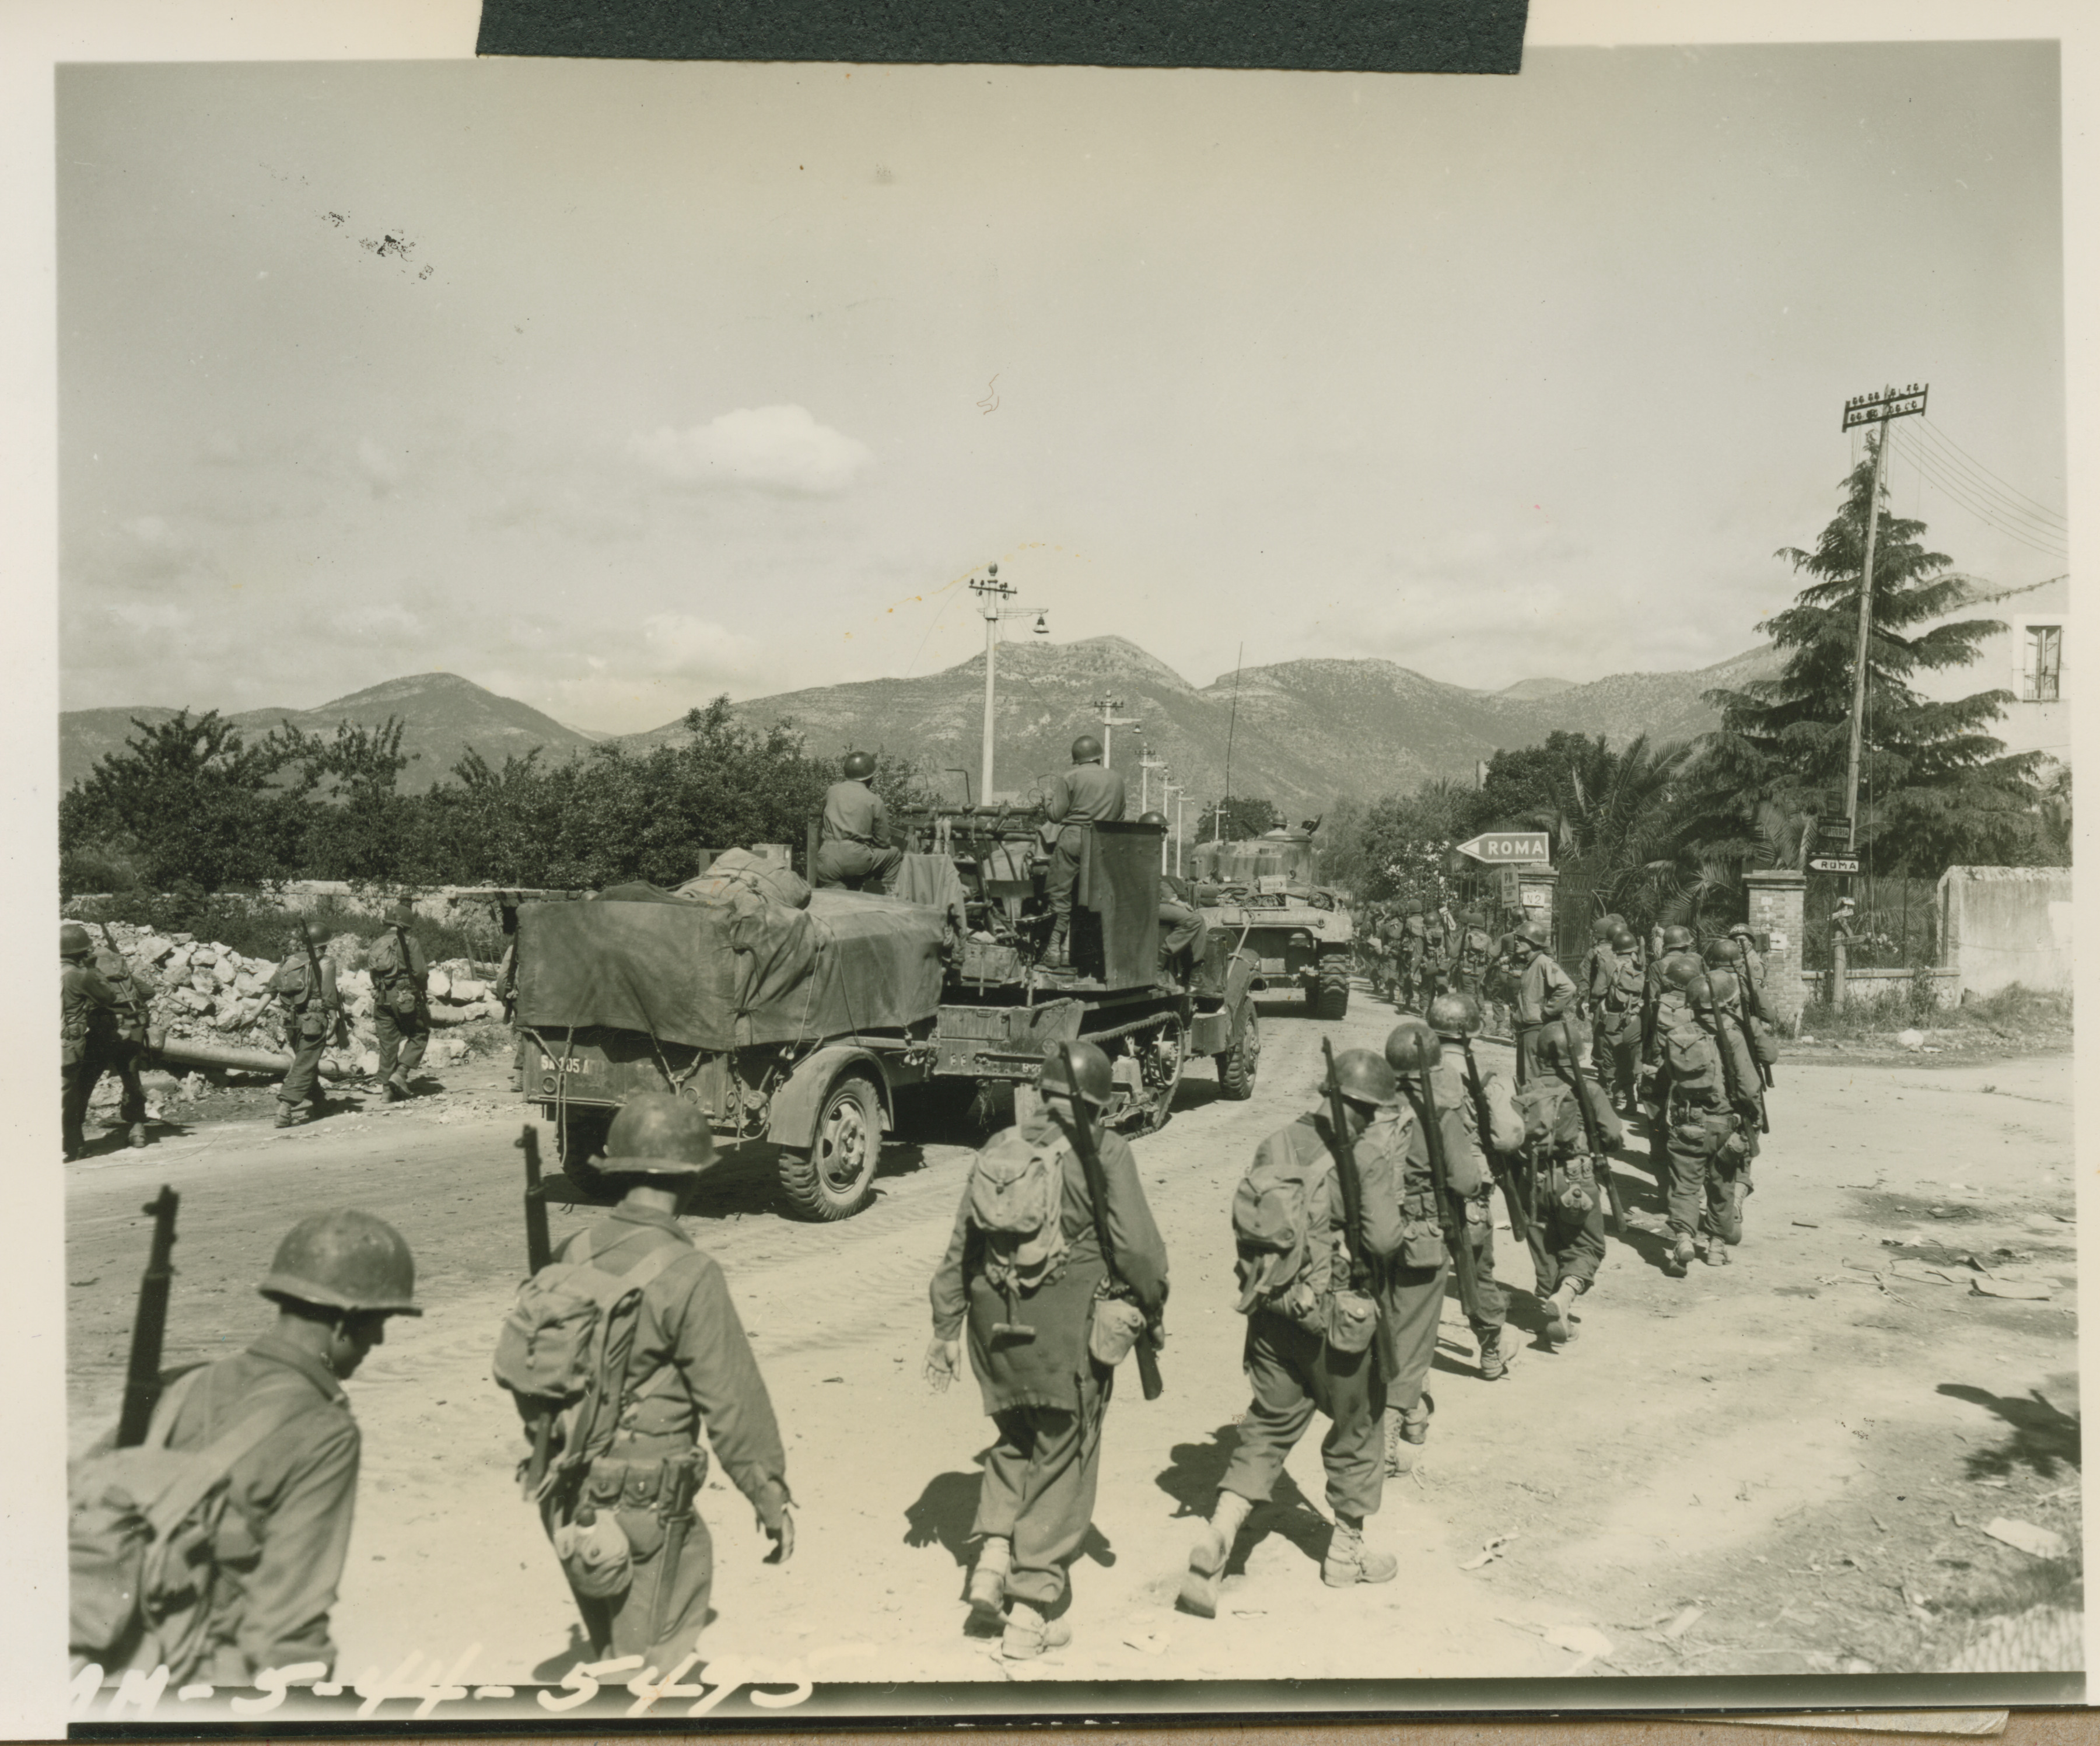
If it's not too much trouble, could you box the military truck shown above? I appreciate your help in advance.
[512,813,1258,1222]
[1189,825,1355,1020]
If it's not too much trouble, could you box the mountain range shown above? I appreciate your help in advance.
[60,639,1780,815]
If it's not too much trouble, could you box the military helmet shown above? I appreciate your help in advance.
[1069,734,1104,764]
[1708,968,1741,1006]
[1136,810,1168,829]
[1041,1039,1115,1110]
[1427,989,1483,1038]
[1609,926,1636,951]
[1590,918,1614,942]
[601,1091,720,1177]
[1703,936,1742,966]
[61,921,93,959]
[1324,1047,1399,1108]
[1660,924,1695,950]
[389,900,416,926]
[1460,908,1483,927]
[1516,917,1551,949]
[258,1209,422,1316]
[1532,1019,1573,1068]
[841,750,876,780]
[1382,1017,1443,1076]
[1728,921,1756,940]
[1686,973,1717,1010]
[1600,912,1626,931]
[1661,953,1705,992]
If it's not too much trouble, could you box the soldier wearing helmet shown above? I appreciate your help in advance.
[1420,992,1525,1384]
[1510,1021,1623,1345]
[1507,917,1578,1088]
[1181,1047,1408,1619]
[1039,736,1128,968]
[930,1042,1166,1657]
[368,900,430,1103]
[1726,922,1772,1025]
[268,921,342,1129]
[1651,973,1747,1275]
[813,750,904,893]
[1592,924,1646,1113]
[1452,908,1496,1018]
[140,1209,421,1685]
[61,922,132,1161]
[1142,811,1209,984]
[533,1093,793,1674]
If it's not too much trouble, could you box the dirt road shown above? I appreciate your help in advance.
[65,992,2078,1687]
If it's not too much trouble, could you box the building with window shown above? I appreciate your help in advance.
[1908,574,2070,770]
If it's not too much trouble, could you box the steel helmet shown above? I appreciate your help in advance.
[390,900,416,926]
[61,921,93,959]
[1600,912,1626,931]
[1707,968,1741,1006]
[1661,953,1705,992]
[1728,921,1756,940]
[258,1209,422,1315]
[1532,1019,1574,1068]
[841,750,876,780]
[1590,918,1614,942]
[1427,989,1483,1038]
[1703,936,1742,966]
[1136,810,1168,829]
[1069,734,1104,764]
[1382,1018,1443,1076]
[1660,925,1695,951]
[1516,918,1552,949]
[1041,1039,1115,1110]
[601,1091,719,1177]
[1686,973,1717,1010]
[1460,909,1483,927]
[1609,926,1636,951]
[1329,1047,1402,1108]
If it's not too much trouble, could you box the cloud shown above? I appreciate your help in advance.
[639,613,762,680]
[356,435,405,496]
[327,601,425,646]
[628,405,873,495]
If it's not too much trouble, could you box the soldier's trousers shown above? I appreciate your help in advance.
[1454,1213,1506,1342]
[1663,1126,1742,1240]
[1526,1194,1606,1296]
[374,1005,429,1088]
[1595,1012,1639,1105]
[813,838,902,891]
[1377,1258,1448,1415]
[62,1040,145,1153]
[1157,901,1208,978]
[543,1476,713,1672]
[1046,827,1086,923]
[1220,1311,1385,1521]
[974,1362,1112,1608]
[279,1023,328,1111]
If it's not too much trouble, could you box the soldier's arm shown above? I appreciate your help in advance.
[928,1188,974,1339]
[672,1257,792,1527]
[409,939,429,985]
[235,1413,360,1681]
[1097,1132,1168,1314]
[1042,774,1070,824]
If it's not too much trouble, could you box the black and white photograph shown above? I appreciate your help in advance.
[24,4,2091,1728]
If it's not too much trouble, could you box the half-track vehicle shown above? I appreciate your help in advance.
[1189,825,1354,1020]
[511,810,1258,1222]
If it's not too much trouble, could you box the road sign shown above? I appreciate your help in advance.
[1456,832,1550,865]
[1808,855,1861,876]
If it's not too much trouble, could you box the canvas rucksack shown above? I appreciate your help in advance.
[1230,1115,1338,1326]
[69,1369,315,1679]
[492,1229,684,1502]
[965,1125,1071,1296]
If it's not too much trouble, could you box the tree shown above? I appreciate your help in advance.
[1695,432,2042,874]
[1196,795,1283,845]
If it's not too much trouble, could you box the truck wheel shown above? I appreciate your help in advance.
[1314,955,1350,1020]
[778,1071,882,1222]
[556,1107,616,1203]
[1216,1009,1260,1101]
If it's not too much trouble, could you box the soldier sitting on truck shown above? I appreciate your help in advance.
[1140,810,1209,985]
[1041,735,1127,968]
[814,751,904,892]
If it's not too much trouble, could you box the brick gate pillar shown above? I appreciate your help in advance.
[1744,869,1807,1034]
[1516,865,1558,944]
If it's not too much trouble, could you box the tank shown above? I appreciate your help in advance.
[1190,825,1356,1020]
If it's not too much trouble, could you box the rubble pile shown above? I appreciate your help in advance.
[75,919,507,1084]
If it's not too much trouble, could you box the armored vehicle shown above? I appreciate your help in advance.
[512,813,1258,1222]
[1190,825,1355,1020]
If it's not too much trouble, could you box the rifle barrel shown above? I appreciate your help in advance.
[116,1186,180,1448]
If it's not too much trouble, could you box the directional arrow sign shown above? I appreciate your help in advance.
[1456,832,1551,865]
[1808,856,1861,876]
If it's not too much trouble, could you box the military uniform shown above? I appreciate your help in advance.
[1453,923,1494,1008]
[1425,1052,1522,1376]
[1158,871,1209,982]
[543,1204,792,1668]
[269,947,339,1124]
[1589,947,1645,1111]
[61,952,127,1159]
[813,778,903,891]
[1384,1083,1487,1441]
[1657,1010,1748,1267]
[1042,762,1127,939]
[1511,952,1578,1087]
[366,926,429,1098]
[93,944,152,1146]
[930,1103,1166,1619]
[1511,1071,1623,1314]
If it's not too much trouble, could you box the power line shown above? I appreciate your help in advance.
[1888,429,2071,559]
[1896,426,2071,543]
[1916,414,2069,527]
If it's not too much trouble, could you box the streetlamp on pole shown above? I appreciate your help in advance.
[1093,697,1142,771]
[970,564,1049,804]
[1164,783,1184,878]
[1139,750,1167,816]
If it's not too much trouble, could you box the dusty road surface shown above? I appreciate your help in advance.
[65,991,2078,1689]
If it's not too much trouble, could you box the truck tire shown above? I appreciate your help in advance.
[1314,955,1350,1020]
[1216,1009,1260,1101]
[778,1070,882,1222]
[556,1106,616,1203]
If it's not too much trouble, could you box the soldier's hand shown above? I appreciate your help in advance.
[763,1505,795,1565]
[923,1335,962,1391]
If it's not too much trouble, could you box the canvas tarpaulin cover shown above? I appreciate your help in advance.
[517,886,950,1052]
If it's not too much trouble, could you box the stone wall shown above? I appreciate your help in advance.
[1938,866,2073,999]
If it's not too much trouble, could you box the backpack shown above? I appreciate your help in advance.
[268,957,316,1006]
[1607,950,1646,1011]
[492,1229,684,1502]
[69,1369,314,1679]
[965,1125,1071,1296]
[1230,1116,1338,1326]
[1458,928,1492,974]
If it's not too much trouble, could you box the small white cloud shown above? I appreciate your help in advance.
[629,405,873,495]
[639,613,762,679]
[328,602,424,645]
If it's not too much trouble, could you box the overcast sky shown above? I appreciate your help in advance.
[57,43,2066,733]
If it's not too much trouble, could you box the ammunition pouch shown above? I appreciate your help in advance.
[1322,1286,1379,1355]
[387,985,419,1017]
[1550,1155,1597,1214]
[1087,1289,1148,1368]
[553,1509,634,1598]
[298,1012,327,1042]
[1399,1215,1444,1271]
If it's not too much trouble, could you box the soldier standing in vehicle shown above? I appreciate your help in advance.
[1508,919,1578,1087]
[1181,1049,1405,1617]
[1041,736,1127,968]
[368,901,430,1103]
[531,1095,794,1672]
[814,751,904,891]
[61,922,128,1161]
[928,1042,1167,1656]
[140,1209,421,1685]
[1423,992,1524,1381]
[270,924,341,1129]
[1140,811,1209,984]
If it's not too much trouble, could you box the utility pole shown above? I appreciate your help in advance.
[970,564,1048,804]
[1093,696,1142,771]
[1139,750,1168,816]
[1164,783,1185,877]
[1838,383,1927,850]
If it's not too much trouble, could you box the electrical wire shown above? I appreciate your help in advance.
[1895,433,2071,547]
[1887,429,2071,559]
[1915,414,2069,529]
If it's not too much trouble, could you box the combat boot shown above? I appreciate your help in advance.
[385,1077,409,1104]
[966,1535,1010,1632]
[127,1122,148,1149]
[1703,1230,1731,1266]
[1475,1327,1513,1380]
[1044,923,1070,969]
[275,1102,311,1130]
[1542,1282,1579,1345]
[1179,1490,1251,1618]
[1399,1392,1434,1445]
[1000,1600,1071,1660]
[1322,1517,1398,1588]
[1665,1232,1695,1276]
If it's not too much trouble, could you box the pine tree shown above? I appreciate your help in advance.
[1695,431,2042,874]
